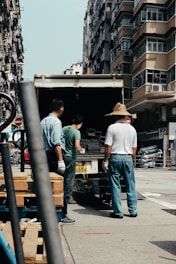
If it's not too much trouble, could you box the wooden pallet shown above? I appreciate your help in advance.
[0,192,64,207]
[0,172,64,207]
[0,205,62,222]
[0,221,63,264]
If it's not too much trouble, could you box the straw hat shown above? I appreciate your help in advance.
[105,102,137,118]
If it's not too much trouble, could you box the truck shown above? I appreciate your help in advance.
[34,74,124,202]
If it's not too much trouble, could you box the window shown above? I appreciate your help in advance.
[168,66,176,82]
[147,70,167,83]
[168,2,175,19]
[140,7,167,22]
[146,39,166,52]
[132,78,139,89]
[141,11,146,22]
[132,71,145,89]
[158,10,165,21]
[168,34,176,51]
[121,38,132,50]
[124,88,132,99]
[133,40,146,61]
[133,70,167,89]
[134,38,166,62]
[122,63,131,74]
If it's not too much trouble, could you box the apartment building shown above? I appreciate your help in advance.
[83,0,112,74]
[127,0,176,164]
[110,0,134,100]
[83,0,134,98]
[83,0,92,74]
[83,0,176,164]
[0,0,23,114]
[64,62,83,75]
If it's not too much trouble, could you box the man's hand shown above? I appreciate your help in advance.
[102,161,109,172]
[80,148,86,154]
[57,160,66,175]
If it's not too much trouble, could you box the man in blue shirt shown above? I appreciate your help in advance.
[41,98,75,224]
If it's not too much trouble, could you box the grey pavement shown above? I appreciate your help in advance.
[60,168,176,264]
[7,165,176,263]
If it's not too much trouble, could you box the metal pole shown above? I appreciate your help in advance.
[0,142,25,264]
[121,86,124,104]
[18,82,65,264]
[20,130,25,172]
[163,135,166,168]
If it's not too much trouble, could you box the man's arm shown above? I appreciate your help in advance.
[55,145,64,161]
[132,146,137,160]
[55,145,65,174]
[75,139,84,152]
[104,145,112,162]
[102,145,111,172]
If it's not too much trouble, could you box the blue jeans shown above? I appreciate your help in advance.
[109,154,137,216]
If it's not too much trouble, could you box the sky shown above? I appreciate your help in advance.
[20,0,88,81]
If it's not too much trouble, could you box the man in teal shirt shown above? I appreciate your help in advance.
[41,98,75,224]
[63,114,85,204]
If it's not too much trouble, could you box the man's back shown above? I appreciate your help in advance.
[63,126,81,158]
[41,113,65,151]
[105,122,137,155]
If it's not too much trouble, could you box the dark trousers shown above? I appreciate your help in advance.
[63,155,76,200]
[46,151,67,218]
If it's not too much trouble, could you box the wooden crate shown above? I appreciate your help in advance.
[0,221,64,264]
[0,172,64,207]
[0,172,29,191]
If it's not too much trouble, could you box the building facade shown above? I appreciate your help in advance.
[0,0,24,117]
[127,0,176,165]
[83,0,176,165]
[64,61,83,75]
[110,0,134,100]
[83,0,112,74]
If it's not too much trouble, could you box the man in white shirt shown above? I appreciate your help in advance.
[102,102,138,219]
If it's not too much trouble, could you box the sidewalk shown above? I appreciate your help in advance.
[6,165,176,263]
[60,168,176,264]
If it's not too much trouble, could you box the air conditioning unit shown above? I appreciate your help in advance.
[162,84,167,91]
[151,84,163,92]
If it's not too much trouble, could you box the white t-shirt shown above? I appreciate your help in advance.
[104,122,137,154]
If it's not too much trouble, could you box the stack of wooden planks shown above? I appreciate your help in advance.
[0,221,64,264]
[0,172,64,220]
